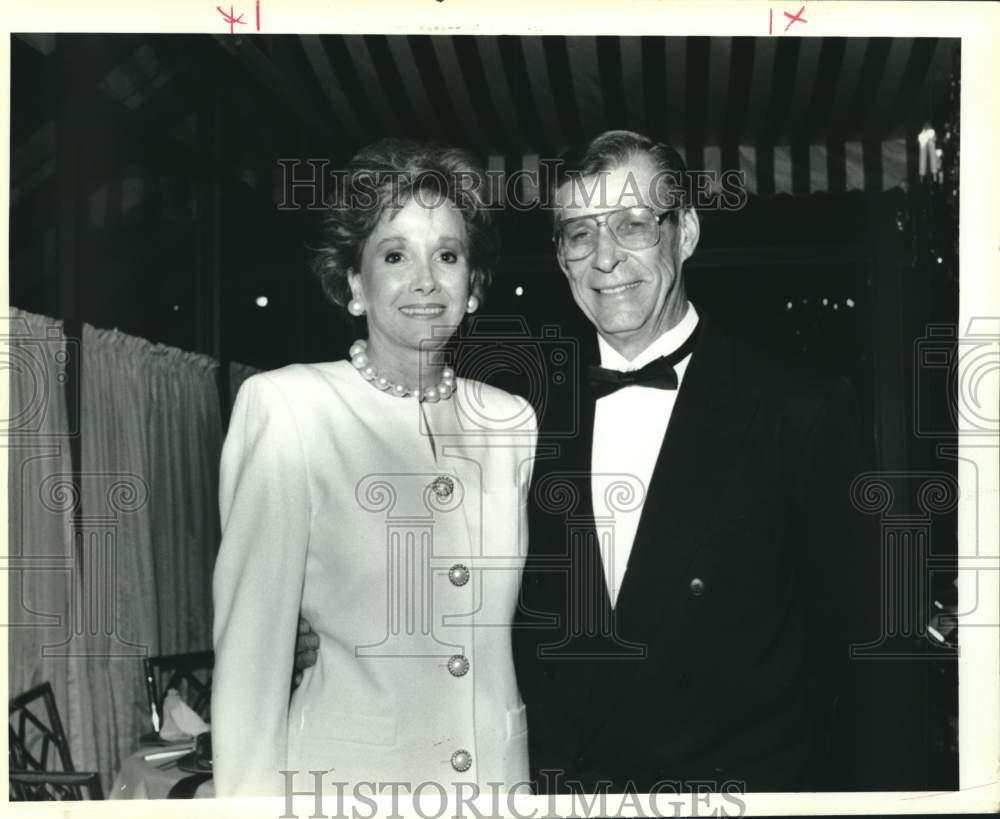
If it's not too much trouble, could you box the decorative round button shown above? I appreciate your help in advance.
[450,749,472,772]
[448,564,470,586]
[689,577,706,596]
[447,654,470,677]
[430,476,454,501]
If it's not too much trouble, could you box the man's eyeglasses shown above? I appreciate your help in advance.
[554,206,675,261]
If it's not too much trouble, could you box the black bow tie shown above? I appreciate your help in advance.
[587,325,700,399]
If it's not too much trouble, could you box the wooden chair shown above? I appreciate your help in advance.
[8,681,103,800]
[143,650,214,729]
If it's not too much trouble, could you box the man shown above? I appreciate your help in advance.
[296,130,871,793]
[512,130,869,793]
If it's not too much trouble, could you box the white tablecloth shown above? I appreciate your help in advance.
[110,744,214,799]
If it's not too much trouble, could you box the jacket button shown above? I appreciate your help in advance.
[447,654,469,677]
[450,749,472,772]
[448,564,469,586]
[430,476,454,501]
[689,577,706,596]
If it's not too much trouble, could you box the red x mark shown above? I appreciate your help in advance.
[217,5,246,35]
[784,5,807,31]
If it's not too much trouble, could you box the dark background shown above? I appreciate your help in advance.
[8,33,961,790]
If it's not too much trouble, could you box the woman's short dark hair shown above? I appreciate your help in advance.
[313,138,498,309]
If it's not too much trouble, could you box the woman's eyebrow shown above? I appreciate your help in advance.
[373,234,466,249]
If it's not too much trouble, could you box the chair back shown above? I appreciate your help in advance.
[143,650,215,727]
[8,769,104,800]
[8,682,74,775]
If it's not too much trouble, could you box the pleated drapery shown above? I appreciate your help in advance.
[6,309,83,771]
[6,309,224,792]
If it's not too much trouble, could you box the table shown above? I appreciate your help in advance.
[110,743,215,799]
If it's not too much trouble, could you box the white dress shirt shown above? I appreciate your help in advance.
[591,302,699,607]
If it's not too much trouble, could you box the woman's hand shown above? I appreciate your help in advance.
[293,615,320,688]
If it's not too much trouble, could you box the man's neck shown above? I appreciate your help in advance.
[598,302,697,367]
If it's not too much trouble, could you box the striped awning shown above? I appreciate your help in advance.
[10,33,957,211]
[487,137,913,201]
[293,35,956,194]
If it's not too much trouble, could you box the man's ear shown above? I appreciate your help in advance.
[554,243,573,280]
[556,253,572,280]
[678,209,700,263]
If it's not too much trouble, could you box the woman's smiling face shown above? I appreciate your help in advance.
[349,195,471,360]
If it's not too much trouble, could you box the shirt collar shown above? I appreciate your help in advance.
[597,302,700,372]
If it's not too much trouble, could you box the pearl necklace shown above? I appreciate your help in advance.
[349,340,456,402]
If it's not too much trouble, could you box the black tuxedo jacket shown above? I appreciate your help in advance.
[513,320,872,793]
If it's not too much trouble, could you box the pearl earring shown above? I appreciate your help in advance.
[348,299,365,316]
[467,296,479,313]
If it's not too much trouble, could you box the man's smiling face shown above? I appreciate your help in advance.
[554,153,699,360]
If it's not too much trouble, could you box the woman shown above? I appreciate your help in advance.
[211,139,536,796]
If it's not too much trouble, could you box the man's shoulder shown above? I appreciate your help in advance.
[705,322,851,403]
[693,325,862,480]
[702,326,859,458]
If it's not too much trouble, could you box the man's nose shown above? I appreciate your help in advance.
[592,224,623,273]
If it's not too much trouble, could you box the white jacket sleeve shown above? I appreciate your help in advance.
[211,374,311,796]
[518,398,538,556]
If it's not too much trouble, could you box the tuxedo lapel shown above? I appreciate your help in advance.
[539,382,615,630]
[524,345,619,743]
[525,323,762,749]
[569,323,762,745]
[614,322,760,635]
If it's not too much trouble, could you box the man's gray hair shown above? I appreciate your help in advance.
[547,130,689,217]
